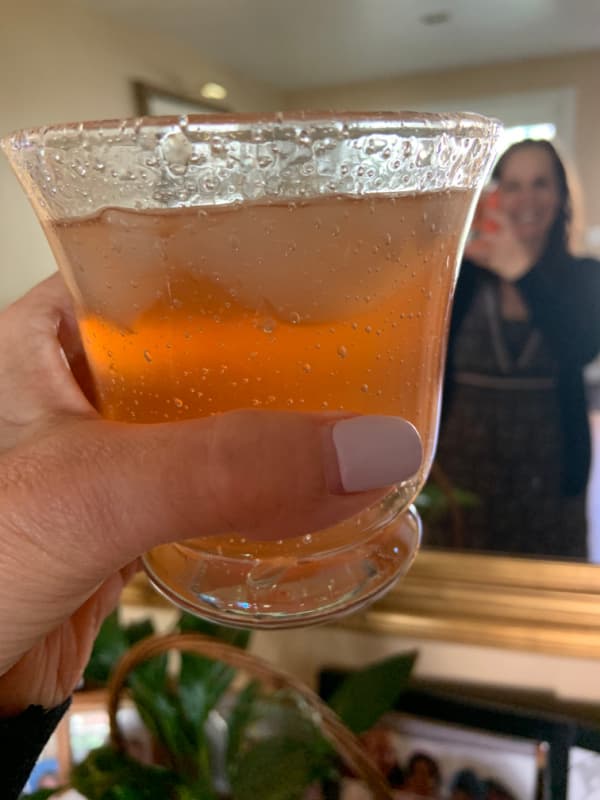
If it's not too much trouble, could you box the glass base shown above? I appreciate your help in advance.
[142,504,421,629]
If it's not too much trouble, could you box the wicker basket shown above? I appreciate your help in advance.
[107,631,395,800]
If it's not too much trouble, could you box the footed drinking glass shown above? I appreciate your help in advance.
[2,111,501,627]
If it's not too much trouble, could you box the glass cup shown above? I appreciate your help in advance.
[2,112,501,628]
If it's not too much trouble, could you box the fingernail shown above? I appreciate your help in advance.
[331,415,423,493]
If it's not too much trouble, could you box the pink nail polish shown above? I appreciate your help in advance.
[331,415,423,493]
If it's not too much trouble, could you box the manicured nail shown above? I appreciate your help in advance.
[331,415,423,493]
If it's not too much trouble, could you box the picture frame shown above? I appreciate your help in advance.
[318,672,600,799]
[339,714,543,799]
[569,743,600,799]
[338,549,600,659]
[132,80,230,117]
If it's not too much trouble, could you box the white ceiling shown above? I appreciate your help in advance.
[91,0,600,90]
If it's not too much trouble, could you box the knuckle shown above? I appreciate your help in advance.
[0,420,120,574]
[206,411,262,528]
[206,411,323,535]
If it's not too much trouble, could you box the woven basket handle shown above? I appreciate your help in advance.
[107,632,394,800]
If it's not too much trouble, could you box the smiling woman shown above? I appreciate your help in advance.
[498,146,563,254]
[427,138,600,559]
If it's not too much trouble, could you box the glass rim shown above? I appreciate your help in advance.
[2,109,502,148]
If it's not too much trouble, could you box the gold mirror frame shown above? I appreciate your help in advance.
[341,550,600,658]
[123,550,600,658]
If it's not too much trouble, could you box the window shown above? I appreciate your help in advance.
[498,122,556,154]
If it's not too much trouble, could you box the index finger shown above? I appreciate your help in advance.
[0,274,95,433]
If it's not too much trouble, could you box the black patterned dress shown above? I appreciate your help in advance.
[427,277,588,559]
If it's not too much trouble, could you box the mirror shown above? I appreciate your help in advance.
[3,0,600,656]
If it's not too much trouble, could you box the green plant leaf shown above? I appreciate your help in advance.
[124,618,155,647]
[179,653,236,727]
[175,613,251,733]
[83,611,128,686]
[70,745,181,800]
[225,681,260,774]
[327,652,417,734]
[416,482,480,523]
[249,693,325,747]
[128,674,199,775]
[453,488,481,508]
[228,690,334,789]
[83,611,156,688]
[175,780,219,800]
[175,625,249,783]
[122,613,253,783]
[230,737,317,800]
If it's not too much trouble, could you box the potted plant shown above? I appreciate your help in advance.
[23,610,416,800]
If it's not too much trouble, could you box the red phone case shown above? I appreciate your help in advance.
[473,186,499,235]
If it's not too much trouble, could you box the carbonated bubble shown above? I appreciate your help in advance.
[337,345,348,358]
[260,318,276,334]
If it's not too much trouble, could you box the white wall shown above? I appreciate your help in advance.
[121,603,600,704]
[252,626,600,704]
[0,0,283,308]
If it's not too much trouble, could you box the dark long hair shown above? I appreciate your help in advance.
[406,751,441,785]
[492,139,572,256]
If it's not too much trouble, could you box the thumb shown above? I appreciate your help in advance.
[8,410,422,585]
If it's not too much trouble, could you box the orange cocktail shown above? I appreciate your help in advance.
[3,112,501,626]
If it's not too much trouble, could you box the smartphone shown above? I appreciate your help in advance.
[471,183,499,237]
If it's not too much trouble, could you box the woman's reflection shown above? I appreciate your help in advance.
[427,139,600,559]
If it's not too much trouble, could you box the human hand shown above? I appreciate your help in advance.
[465,209,533,281]
[0,275,422,715]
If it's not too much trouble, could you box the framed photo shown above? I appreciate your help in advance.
[338,713,543,799]
[132,81,229,117]
[318,673,590,799]
[569,747,600,799]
